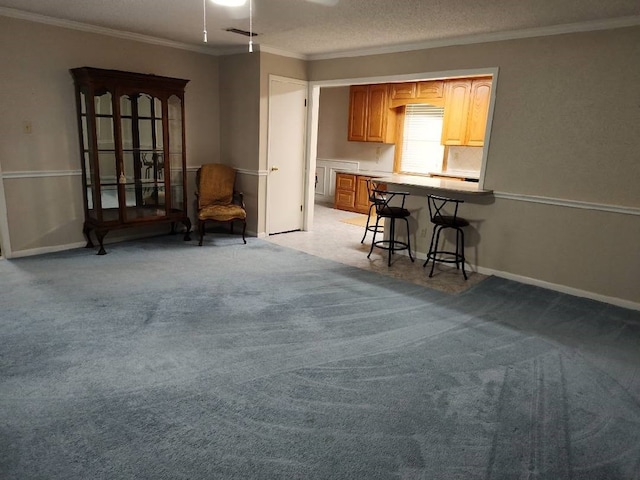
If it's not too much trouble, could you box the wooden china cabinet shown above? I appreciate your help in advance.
[70,67,191,254]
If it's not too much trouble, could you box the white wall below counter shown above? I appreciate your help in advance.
[314,158,392,203]
[374,181,640,311]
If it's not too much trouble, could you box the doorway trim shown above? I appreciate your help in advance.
[303,66,499,231]
[0,167,12,259]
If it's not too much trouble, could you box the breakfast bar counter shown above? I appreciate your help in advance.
[368,174,494,269]
[375,174,493,196]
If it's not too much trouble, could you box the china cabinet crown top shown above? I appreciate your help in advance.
[70,67,189,94]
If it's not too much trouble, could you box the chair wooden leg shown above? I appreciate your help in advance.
[241,220,247,244]
[198,220,205,246]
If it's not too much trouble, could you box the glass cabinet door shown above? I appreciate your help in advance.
[167,94,185,214]
[80,89,117,221]
[120,93,167,220]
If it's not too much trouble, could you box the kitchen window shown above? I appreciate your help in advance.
[397,104,445,175]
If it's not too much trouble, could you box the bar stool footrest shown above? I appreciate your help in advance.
[371,239,410,252]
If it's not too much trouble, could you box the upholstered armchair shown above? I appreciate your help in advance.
[195,163,247,246]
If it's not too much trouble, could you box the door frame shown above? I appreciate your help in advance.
[0,164,12,258]
[266,75,309,235]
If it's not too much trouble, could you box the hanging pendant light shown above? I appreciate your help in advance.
[248,0,253,53]
[202,0,208,42]
[203,0,254,52]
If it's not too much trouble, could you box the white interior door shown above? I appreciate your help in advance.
[267,76,308,235]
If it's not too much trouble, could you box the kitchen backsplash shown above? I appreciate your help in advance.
[446,146,483,172]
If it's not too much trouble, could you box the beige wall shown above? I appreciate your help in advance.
[309,26,640,305]
[2,13,639,306]
[219,52,261,234]
[0,16,220,254]
[218,50,306,236]
[310,28,640,206]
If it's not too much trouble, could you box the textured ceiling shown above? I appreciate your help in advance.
[1,0,639,58]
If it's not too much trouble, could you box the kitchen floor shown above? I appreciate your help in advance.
[265,202,487,294]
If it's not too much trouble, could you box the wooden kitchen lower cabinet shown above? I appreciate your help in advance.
[334,173,378,214]
[334,173,357,211]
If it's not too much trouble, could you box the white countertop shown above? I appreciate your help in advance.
[376,174,493,195]
[333,169,392,177]
[429,170,480,180]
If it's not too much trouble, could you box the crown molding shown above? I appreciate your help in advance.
[0,6,222,56]
[3,6,639,61]
[256,44,307,61]
[307,15,640,60]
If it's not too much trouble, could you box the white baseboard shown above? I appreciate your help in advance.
[9,241,87,259]
[476,266,640,312]
[385,248,640,311]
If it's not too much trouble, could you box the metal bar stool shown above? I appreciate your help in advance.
[367,188,414,266]
[360,178,386,244]
[423,194,469,279]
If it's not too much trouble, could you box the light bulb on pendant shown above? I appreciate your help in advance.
[248,0,253,52]
[203,0,208,43]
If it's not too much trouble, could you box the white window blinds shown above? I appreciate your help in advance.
[399,104,445,175]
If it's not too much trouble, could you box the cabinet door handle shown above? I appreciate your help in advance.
[271,166,279,171]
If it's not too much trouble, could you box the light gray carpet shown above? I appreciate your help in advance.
[1,235,640,479]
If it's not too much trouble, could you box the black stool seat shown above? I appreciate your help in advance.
[432,215,469,228]
[423,195,469,279]
[367,189,414,267]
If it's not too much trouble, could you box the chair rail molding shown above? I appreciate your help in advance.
[494,191,640,217]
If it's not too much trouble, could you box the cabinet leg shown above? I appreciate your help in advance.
[83,224,95,248]
[95,230,108,255]
[183,218,192,241]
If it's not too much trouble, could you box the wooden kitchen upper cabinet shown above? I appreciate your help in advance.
[441,80,471,146]
[390,80,444,107]
[348,84,396,143]
[441,77,492,146]
[417,80,444,100]
[348,85,369,142]
[389,82,417,101]
[466,78,492,146]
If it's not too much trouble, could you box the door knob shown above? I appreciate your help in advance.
[271,166,279,171]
